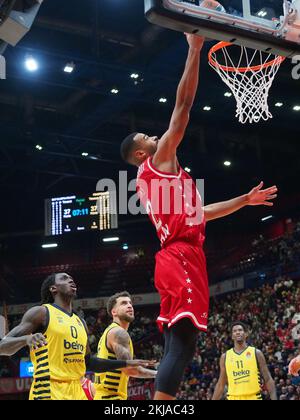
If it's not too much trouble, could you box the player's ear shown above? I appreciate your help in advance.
[135,149,146,160]
[50,285,57,295]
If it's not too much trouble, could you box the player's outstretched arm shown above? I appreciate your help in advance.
[256,350,277,400]
[84,319,155,374]
[123,366,157,379]
[212,354,228,400]
[0,306,47,356]
[204,182,278,222]
[153,34,204,169]
[85,354,152,374]
[107,327,157,378]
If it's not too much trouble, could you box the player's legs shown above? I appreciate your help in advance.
[154,318,199,400]
[160,325,171,362]
[153,325,172,400]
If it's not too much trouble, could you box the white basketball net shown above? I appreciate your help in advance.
[209,44,285,124]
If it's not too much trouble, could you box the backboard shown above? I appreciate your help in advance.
[145,0,300,57]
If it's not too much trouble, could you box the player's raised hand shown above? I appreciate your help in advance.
[185,33,205,51]
[247,182,278,206]
[26,333,47,350]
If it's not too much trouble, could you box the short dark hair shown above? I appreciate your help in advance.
[107,291,132,317]
[120,132,138,163]
[41,274,57,304]
[231,321,248,333]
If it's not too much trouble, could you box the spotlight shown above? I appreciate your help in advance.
[64,62,75,73]
[261,215,273,222]
[42,243,58,249]
[103,237,120,243]
[25,56,38,72]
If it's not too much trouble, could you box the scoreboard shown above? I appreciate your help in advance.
[45,192,118,236]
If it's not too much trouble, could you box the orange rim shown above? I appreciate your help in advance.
[208,42,286,73]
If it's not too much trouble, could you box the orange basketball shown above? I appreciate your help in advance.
[288,356,300,377]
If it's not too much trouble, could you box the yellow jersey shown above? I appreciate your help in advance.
[225,346,262,400]
[94,322,134,400]
[29,304,88,400]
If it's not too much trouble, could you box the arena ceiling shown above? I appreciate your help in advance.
[0,0,299,239]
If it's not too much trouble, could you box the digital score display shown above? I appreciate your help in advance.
[45,192,118,236]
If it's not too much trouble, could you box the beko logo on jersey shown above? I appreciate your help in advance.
[64,339,84,352]
[233,370,250,377]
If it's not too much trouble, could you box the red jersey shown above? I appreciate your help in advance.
[137,157,209,333]
[137,157,206,247]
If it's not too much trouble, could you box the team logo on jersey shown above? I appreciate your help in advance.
[77,319,82,327]
[246,352,252,359]
[57,317,64,324]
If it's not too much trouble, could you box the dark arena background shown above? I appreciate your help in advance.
[0,0,299,401]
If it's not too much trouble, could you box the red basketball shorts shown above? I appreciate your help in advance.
[154,241,209,333]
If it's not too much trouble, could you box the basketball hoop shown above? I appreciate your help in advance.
[208,42,286,124]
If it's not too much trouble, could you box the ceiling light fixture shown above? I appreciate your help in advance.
[64,62,75,73]
[25,56,39,72]
[261,215,273,222]
[42,243,58,249]
[224,161,231,167]
[103,237,120,243]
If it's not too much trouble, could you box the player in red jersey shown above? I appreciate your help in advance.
[120,34,278,400]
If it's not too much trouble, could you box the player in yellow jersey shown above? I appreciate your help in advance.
[0,273,155,400]
[212,321,277,400]
[94,291,157,400]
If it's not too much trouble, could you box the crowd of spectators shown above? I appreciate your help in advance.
[221,220,300,278]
